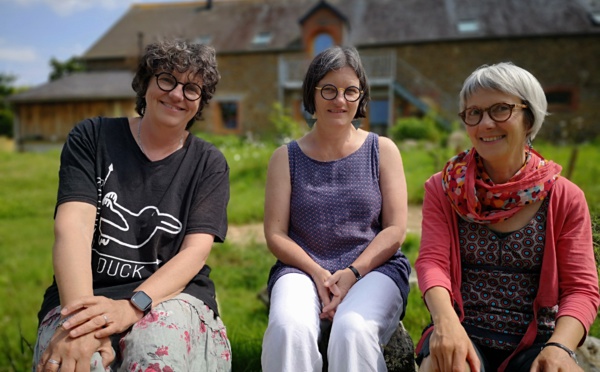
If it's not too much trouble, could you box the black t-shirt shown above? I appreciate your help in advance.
[38,117,229,323]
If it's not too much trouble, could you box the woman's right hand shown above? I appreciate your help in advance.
[36,327,113,372]
[309,267,338,320]
[60,296,142,339]
[427,318,480,372]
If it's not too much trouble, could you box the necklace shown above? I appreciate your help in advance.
[137,118,185,156]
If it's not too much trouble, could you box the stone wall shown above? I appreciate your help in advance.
[202,35,600,142]
[390,35,600,142]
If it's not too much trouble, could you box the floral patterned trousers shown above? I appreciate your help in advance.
[33,293,232,372]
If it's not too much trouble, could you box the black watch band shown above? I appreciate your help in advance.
[347,265,362,281]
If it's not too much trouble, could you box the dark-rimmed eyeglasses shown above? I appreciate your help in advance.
[315,84,363,102]
[154,72,202,101]
[459,102,528,126]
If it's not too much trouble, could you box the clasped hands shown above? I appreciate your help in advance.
[313,267,357,321]
[37,296,142,372]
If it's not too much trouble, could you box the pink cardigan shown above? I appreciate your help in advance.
[415,172,600,371]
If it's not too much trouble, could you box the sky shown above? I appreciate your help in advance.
[0,0,191,87]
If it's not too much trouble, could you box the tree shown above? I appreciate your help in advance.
[49,56,85,81]
[0,73,16,137]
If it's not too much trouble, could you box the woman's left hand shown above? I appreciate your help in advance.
[60,296,141,339]
[530,345,582,372]
[320,268,356,319]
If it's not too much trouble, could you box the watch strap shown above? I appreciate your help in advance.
[348,265,362,281]
[542,342,578,364]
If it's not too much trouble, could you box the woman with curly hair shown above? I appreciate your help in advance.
[33,39,231,372]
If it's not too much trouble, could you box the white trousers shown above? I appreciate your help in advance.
[261,271,403,372]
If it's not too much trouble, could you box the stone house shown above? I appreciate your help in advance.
[9,0,600,150]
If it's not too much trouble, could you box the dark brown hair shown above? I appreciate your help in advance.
[302,46,370,119]
[131,39,221,129]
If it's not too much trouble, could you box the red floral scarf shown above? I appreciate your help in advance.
[441,147,562,224]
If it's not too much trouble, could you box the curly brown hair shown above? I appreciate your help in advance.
[131,39,221,129]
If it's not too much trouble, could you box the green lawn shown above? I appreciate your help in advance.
[1,137,599,371]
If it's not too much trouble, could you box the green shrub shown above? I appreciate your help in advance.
[220,140,276,225]
[589,211,600,339]
[268,102,306,144]
[592,212,600,275]
[389,115,441,143]
[0,109,13,138]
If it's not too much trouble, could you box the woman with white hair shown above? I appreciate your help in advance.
[415,62,599,371]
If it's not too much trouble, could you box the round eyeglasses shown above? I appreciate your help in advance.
[459,102,528,126]
[315,84,363,102]
[154,72,202,101]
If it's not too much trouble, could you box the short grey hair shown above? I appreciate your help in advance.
[302,46,370,119]
[459,62,547,141]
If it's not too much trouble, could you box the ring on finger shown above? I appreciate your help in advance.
[48,358,60,365]
[103,314,109,325]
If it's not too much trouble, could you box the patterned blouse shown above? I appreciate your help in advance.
[459,197,556,350]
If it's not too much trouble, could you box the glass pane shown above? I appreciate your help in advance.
[369,100,389,135]
[369,100,388,125]
[313,33,334,56]
[220,102,238,129]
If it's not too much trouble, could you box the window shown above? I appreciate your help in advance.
[457,20,479,33]
[219,101,239,130]
[590,11,600,26]
[252,32,272,46]
[369,99,389,135]
[194,35,212,45]
[545,88,577,111]
[313,33,334,56]
[546,91,572,105]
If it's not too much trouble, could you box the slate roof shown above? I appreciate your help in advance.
[83,0,600,61]
[8,71,136,103]
[11,0,599,102]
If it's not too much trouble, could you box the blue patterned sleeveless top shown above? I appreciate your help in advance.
[266,132,411,315]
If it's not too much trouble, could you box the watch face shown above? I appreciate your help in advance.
[131,291,152,312]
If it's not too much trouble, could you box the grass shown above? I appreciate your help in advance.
[0,150,59,370]
[207,241,272,372]
[1,135,600,371]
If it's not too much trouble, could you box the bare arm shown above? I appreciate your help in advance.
[53,202,97,305]
[263,145,335,309]
[322,137,408,314]
[38,202,115,370]
[419,287,480,372]
[530,316,584,371]
[62,232,215,338]
[134,232,213,302]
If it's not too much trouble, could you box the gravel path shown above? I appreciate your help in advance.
[226,204,423,246]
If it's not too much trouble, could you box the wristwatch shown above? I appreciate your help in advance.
[347,265,363,281]
[130,291,153,315]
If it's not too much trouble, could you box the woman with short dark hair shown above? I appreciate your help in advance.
[261,46,411,371]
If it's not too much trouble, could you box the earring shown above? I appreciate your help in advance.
[305,117,316,128]
[351,119,361,129]
[527,137,533,149]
